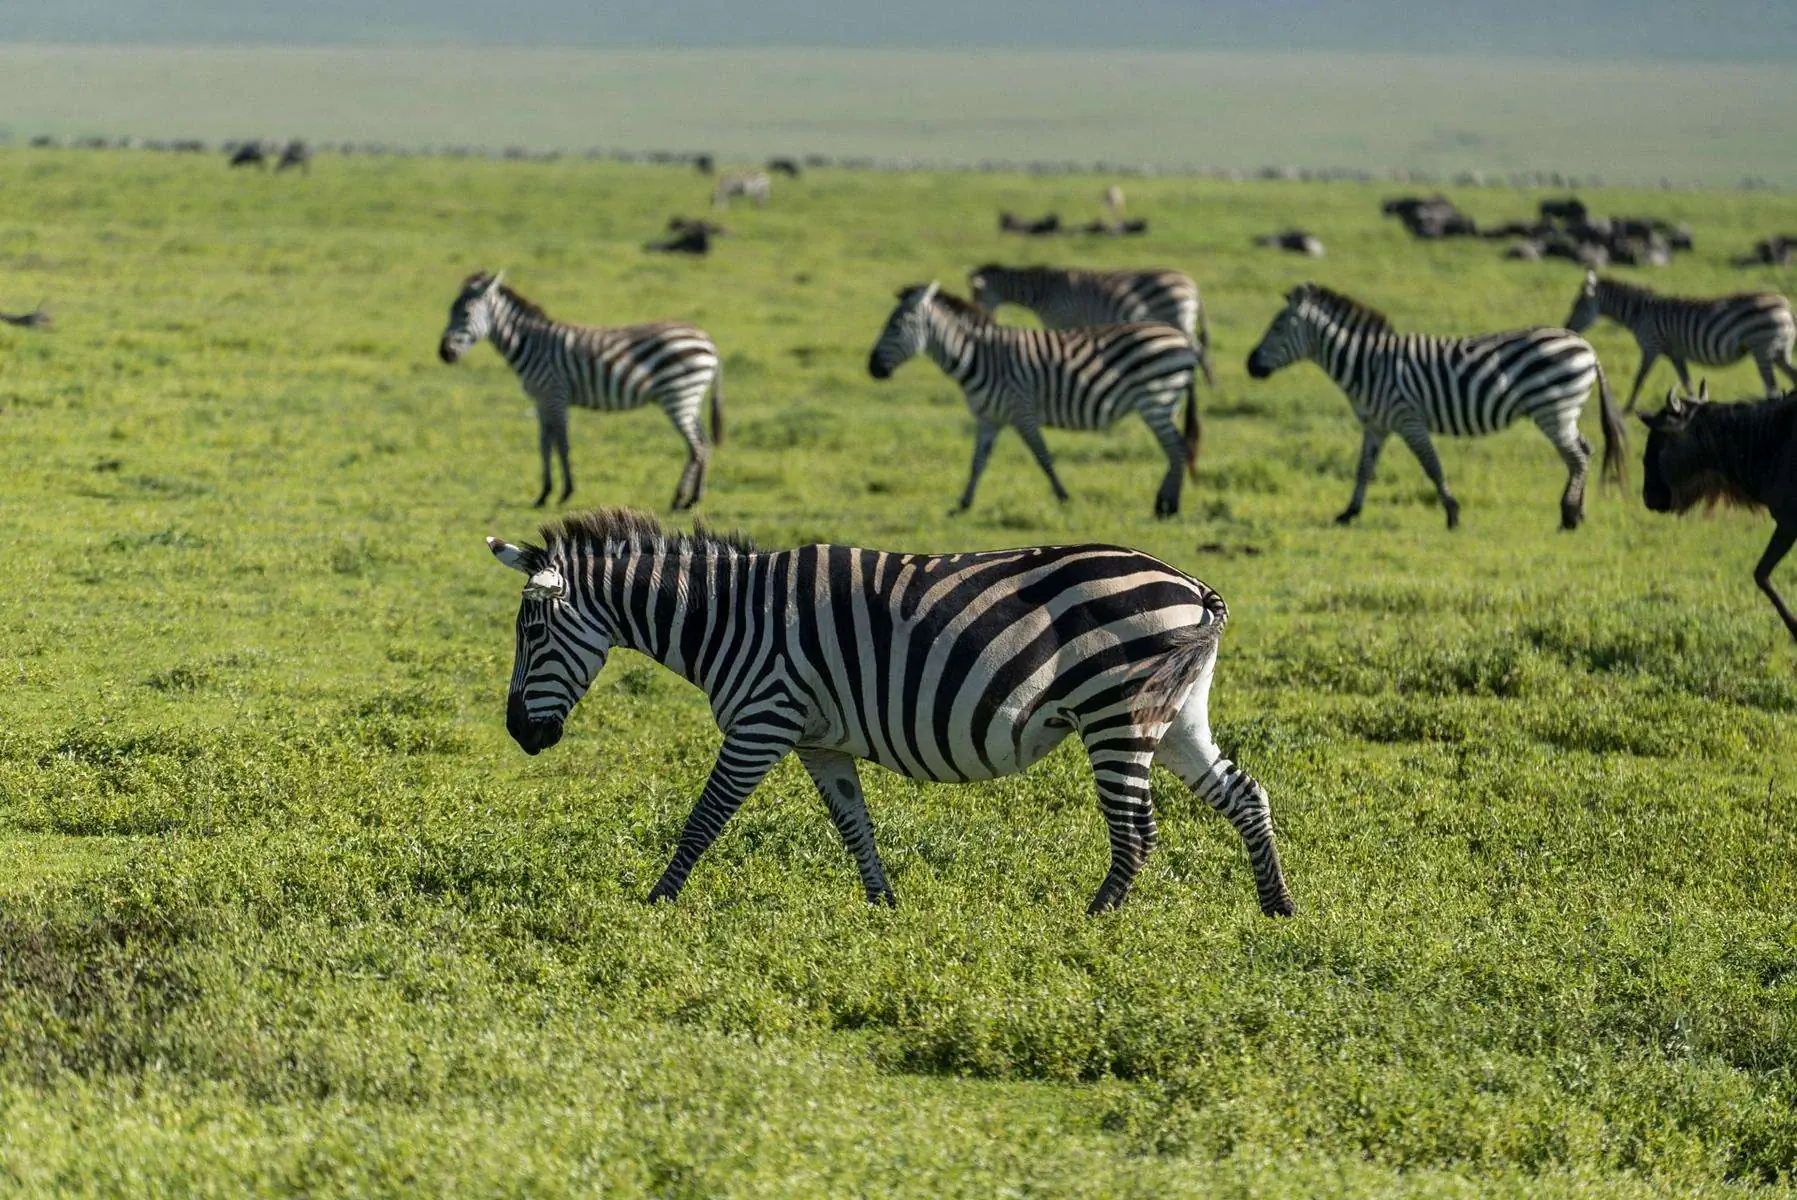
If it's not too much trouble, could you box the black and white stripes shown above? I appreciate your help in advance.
[868,283,1202,517]
[968,264,1214,387]
[1566,271,1797,407]
[439,271,724,510]
[488,508,1294,916]
[1247,283,1626,530]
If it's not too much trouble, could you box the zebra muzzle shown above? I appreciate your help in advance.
[438,339,463,364]
[506,692,564,755]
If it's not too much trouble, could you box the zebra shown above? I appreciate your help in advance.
[1565,270,1797,408]
[438,271,724,511]
[712,171,770,209]
[968,264,1215,387]
[868,283,1201,517]
[487,507,1295,916]
[1246,283,1625,530]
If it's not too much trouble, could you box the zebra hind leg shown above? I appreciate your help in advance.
[798,748,896,905]
[1543,421,1592,531]
[1081,733,1161,914]
[1154,692,1295,917]
[1146,408,1187,518]
[668,415,710,511]
[1393,423,1459,530]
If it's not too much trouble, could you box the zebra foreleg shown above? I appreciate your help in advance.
[956,420,1002,512]
[797,748,896,905]
[1014,420,1071,505]
[1082,735,1160,914]
[1394,422,1460,530]
[1337,427,1389,525]
[647,729,795,904]
[1625,349,1661,411]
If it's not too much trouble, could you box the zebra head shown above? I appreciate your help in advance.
[966,265,1006,313]
[1639,380,1710,514]
[1246,285,1323,379]
[868,281,940,379]
[487,534,611,755]
[1564,270,1601,333]
[439,270,505,364]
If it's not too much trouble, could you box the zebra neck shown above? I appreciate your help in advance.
[1310,321,1395,396]
[488,297,551,365]
[1598,284,1645,324]
[923,309,983,381]
[595,546,758,689]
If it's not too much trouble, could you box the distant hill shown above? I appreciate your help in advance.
[16,0,1797,62]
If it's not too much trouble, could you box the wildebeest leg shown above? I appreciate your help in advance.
[1143,406,1187,518]
[957,420,1001,512]
[1153,661,1293,916]
[797,748,895,905]
[1014,417,1071,504]
[648,727,797,903]
[1625,349,1661,411]
[1753,522,1797,643]
[670,413,709,511]
[1338,426,1388,525]
[1394,420,1460,529]
[1538,416,1592,531]
[1082,732,1159,914]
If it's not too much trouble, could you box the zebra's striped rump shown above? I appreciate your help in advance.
[486,508,1292,915]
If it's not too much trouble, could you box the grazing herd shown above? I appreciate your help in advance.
[434,181,1797,913]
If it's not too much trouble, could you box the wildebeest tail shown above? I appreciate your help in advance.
[1131,589,1228,726]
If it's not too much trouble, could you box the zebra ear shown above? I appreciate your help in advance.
[488,536,538,573]
[523,566,566,601]
[921,281,940,304]
[488,270,506,293]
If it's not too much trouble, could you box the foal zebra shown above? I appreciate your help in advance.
[868,283,1201,517]
[438,272,723,510]
[968,264,1215,387]
[712,171,771,209]
[489,508,1294,916]
[1247,283,1625,530]
[1566,270,1797,408]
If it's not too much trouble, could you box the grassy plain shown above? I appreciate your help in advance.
[0,149,1794,1196]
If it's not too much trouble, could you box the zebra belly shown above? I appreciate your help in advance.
[806,706,1075,783]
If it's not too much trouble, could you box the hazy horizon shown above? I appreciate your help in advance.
[15,1,1797,61]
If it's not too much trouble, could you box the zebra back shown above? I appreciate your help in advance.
[1589,275,1795,364]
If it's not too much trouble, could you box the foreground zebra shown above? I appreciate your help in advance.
[438,272,723,510]
[968,264,1215,387]
[868,283,1201,517]
[1247,283,1625,530]
[1566,271,1797,408]
[488,508,1294,915]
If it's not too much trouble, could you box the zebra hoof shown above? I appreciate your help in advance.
[1261,892,1297,918]
[1444,502,1461,530]
[1334,508,1360,526]
[866,888,898,907]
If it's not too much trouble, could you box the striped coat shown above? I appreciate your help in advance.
[1248,283,1625,530]
[488,508,1293,916]
[1566,271,1797,407]
[868,283,1202,517]
[968,264,1215,386]
[439,272,723,510]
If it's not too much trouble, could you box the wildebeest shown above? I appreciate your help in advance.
[0,304,50,330]
[766,157,801,177]
[1737,236,1797,269]
[1641,381,1797,642]
[275,139,311,174]
[1540,196,1589,225]
[693,153,715,175]
[1253,230,1325,257]
[1082,218,1148,236]
[1382,194,1478,239]
[228,142,267,168]
[999,211,1062,236]
[645,217,725,255]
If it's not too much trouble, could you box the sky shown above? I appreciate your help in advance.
[12,1,1797,61]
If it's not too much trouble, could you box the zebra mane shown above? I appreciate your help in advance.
[495,283,550,321]
[542,507,757,557]
[927,288,994,325]
[1301,284,1394,332]
[1596,276,1654,299]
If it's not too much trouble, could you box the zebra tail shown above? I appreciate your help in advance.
[1131,590,1228,728]
[1182,381,1202,479]
[1595,359,1627,488]
[1196,305,1216,388]
[709,362,726,446]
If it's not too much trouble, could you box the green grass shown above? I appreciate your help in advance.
[1,149,1795,1196]
[3,45,1797,186]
